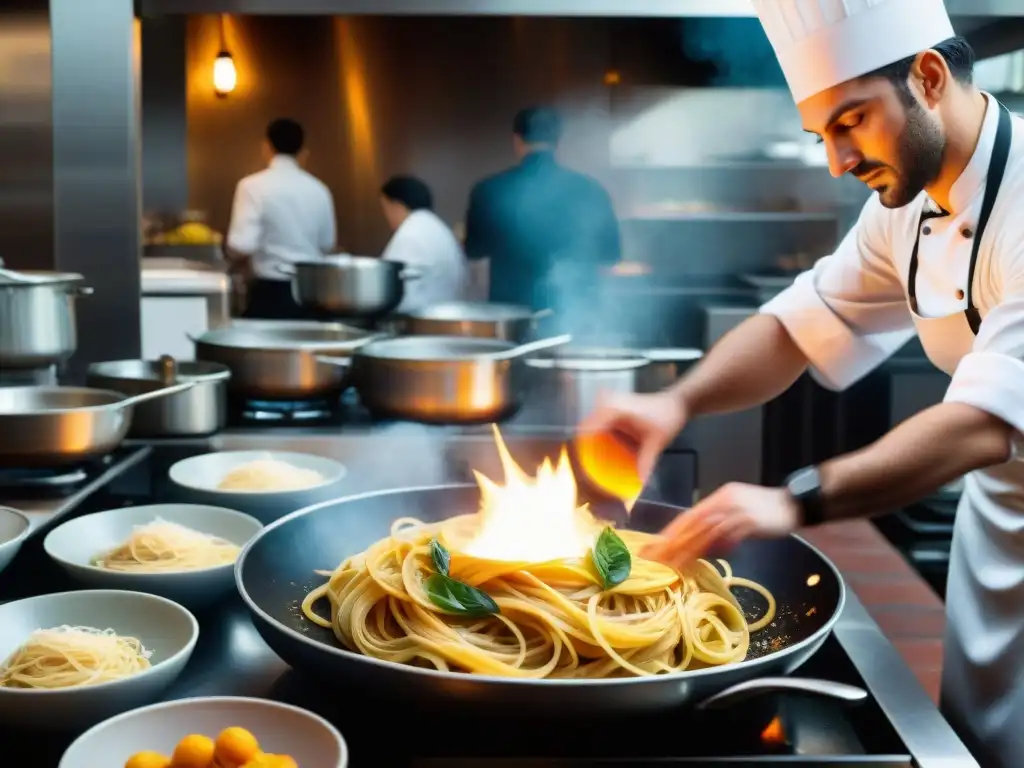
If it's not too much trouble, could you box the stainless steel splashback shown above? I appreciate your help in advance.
[0,2,53,272]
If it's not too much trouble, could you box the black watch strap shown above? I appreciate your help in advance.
[784,465,826,527]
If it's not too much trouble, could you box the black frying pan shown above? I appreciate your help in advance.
[236,484,854,719]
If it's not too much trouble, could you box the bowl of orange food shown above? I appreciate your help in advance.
[58,696,348,768]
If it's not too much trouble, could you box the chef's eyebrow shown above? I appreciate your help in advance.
[803,98,871,139]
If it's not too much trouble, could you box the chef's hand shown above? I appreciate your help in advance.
[640,483,801,570]
[578,390,687,481]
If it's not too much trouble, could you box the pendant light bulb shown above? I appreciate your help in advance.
[213,51,236,97]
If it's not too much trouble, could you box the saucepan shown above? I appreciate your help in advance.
[237,484,856,727]
[277,256,422,319]
[0,382,195,467]
[316,334,571,423]
[86,356,231,438]
[402,301,553,342]
[191,321,385,400]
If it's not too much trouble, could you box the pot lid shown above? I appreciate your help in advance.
[88,359,231,383]
[0,270,84,286]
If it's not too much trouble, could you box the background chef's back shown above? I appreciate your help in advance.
[464,107,621,316]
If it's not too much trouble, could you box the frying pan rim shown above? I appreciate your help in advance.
[0,386,132,415]
[235,482,846,688]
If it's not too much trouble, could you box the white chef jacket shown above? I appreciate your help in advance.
[762,94,1024,767]
[226,155,337,280]
[381,209,468,314]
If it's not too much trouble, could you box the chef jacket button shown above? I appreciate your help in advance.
[922,226,932,235]
[961,227,974,239]
[956,289,965,300]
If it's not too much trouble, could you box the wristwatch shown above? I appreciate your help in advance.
[784,465,826,527]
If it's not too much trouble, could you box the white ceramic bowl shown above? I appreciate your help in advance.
[43,504,263,608]
[0,506,30,577]
[168,451,347,524]
[0,590,198,729]
[59,696,349,768]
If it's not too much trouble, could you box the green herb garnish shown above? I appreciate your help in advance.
[424,573,500,617]
[592,526,632,590]
[430,538,451,576]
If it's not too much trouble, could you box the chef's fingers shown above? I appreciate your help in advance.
[641,502,720,561]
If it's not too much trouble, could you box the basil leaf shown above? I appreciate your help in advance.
[430,538,450,576]
[424,573,500,617]
[592,526,632,590]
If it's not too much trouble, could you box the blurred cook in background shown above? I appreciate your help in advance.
[226,118,337,319]
[463,106,621,315]
[380,175,468,314]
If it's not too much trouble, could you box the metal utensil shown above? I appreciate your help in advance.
[403,301,553,342]
[0,271,94,369]
[278,256,422,319]
[316,336,532,423]
[87,359,230,437]
[0,383,196,466]
[191,322,383,400]
[485,334,572,360]
[237,485,847,716]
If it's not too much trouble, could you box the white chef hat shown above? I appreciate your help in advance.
[751,0,956,103]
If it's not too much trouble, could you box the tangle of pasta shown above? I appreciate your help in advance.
[92,519,240,573]
[301,514,776,679]
[0,626,152,689]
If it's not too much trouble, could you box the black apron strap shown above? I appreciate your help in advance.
[907,102,1013,335]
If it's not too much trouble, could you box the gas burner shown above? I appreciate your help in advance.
[237,398,338,425]
[0,365,58,387]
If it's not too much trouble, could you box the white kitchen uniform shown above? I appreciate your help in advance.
[752,2,1024,765]
[381,209,468,314]
[226,155,336,280]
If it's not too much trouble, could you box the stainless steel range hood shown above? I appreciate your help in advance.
[137,0,1024,17]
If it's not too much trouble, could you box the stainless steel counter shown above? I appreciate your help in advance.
[0,431,978,765]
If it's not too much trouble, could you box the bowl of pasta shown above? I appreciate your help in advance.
[0,589,198,729]
[43,503,263,608]
[59,696,348,768]
[168,450,347,524]
[0,506,30,577]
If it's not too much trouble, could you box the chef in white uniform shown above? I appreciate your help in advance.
[379,175,467,314]
[581,1,1024,764]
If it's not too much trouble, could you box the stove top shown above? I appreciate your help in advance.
[0,441,976,766]
[0,449,139,499]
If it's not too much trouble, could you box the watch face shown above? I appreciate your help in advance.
[788,466,820,497]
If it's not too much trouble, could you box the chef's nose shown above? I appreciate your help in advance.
[825,140,862,179]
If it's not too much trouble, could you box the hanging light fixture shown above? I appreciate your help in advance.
[213,15,236,98]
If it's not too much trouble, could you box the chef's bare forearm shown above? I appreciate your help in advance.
[671,314,809,416]
[817,403,1013,521]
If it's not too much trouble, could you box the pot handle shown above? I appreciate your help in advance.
[400,267,423,281]
[275,263,298,276]
[694,677,868,710]
[315,355,353,369]
[531,308,554,322]
[71,286,94,297]
[107,381,197,411]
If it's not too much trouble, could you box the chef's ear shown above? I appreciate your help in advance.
[911,49,952,109]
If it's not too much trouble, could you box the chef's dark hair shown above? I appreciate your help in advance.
[381,175,433,211]
[266,118,305,156]
[513,107,562,146]
[867,36,975,104]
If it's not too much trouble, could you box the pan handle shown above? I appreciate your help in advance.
[399,267,423,281]
[531,308,554,322]
[275,263,298,276]
[694,677,868,710]
[314,355,353,369]
[106,381,197,411]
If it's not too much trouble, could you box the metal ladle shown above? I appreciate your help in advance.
[485,333,573,360]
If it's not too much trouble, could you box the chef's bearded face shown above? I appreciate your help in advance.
[798,43,972,209]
